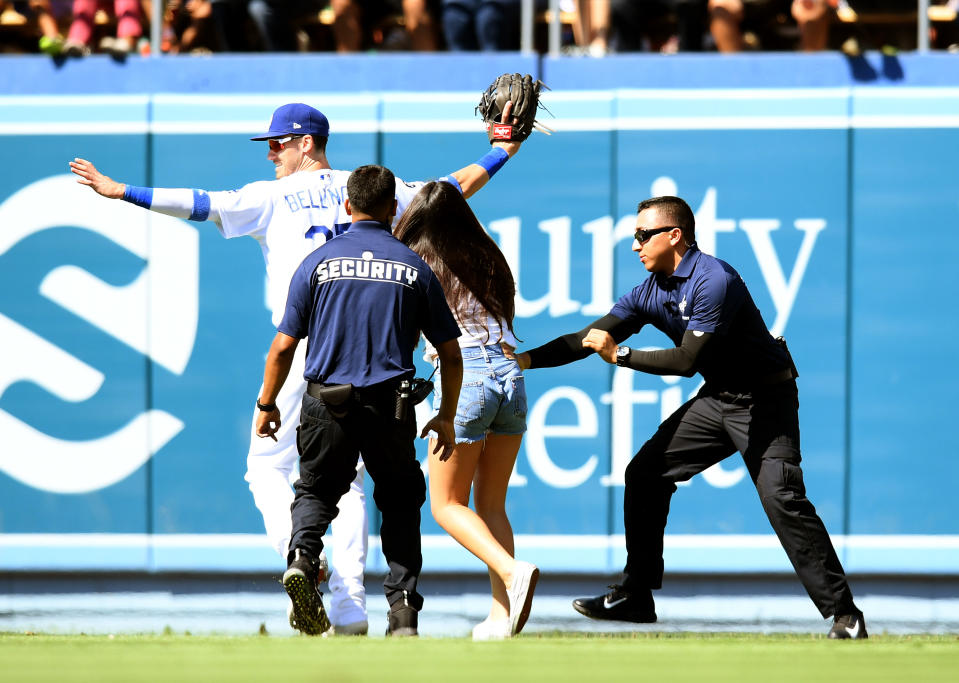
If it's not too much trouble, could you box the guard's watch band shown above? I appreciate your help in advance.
[615,346,631,368]
[256,399,277,412]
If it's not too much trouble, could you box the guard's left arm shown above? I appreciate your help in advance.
[255,332,300,441]
[584,329,713,377]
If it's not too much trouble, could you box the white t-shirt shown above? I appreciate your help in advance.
[423,292,518,361]
[209,169,424,326]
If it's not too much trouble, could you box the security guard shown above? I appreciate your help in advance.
[516,195,867,640]
[255,165,463,637]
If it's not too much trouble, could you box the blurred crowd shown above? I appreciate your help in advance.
[1,0,957,56]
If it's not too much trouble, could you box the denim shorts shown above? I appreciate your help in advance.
[431,344,527,444]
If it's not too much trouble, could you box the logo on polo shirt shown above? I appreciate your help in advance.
[0,174,199,494]
[315,252,419,287]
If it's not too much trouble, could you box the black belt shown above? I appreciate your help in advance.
[709,368,796,402]
[306,379,402,403]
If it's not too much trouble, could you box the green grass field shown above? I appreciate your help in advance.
[3,632,957,683]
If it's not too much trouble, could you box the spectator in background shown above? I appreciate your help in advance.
[442,0,519,51]
[573,0,608,55]
[63,0,144,56]
[331,0,437,51]
[709,0,829,51]
[606,0,707,52]
[1,0,69,54]
[161,0,216,53]
[329,0,362,50]
[208,0,250,50]
[208,0,324,52]
[791,0,830,50]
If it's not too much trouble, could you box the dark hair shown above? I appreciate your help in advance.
[309,135,328,155]
[637,195,696,244]
[347,165,395,216]
[394,181,517,342]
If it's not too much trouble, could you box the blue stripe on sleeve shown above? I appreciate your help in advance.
[122,185,153,209]
[189,189,211,221]
[438,175,463,194]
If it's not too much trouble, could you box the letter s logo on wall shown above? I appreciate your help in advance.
[0,175,198,494]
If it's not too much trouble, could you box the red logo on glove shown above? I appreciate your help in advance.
[491,124,513,140]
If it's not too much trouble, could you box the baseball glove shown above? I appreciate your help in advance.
[476,73,548,143]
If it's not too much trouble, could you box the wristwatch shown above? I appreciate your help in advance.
[615,346,631,368]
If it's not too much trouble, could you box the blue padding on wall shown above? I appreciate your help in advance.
[0,53,538,95]
[5,52,959,96]
[542,53,959,90]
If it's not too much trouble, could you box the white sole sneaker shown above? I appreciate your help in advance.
[506,561,539,636]
[332,620,369,636]
[472,617,510,641]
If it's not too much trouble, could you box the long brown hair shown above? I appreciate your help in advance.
[394,181,517,341]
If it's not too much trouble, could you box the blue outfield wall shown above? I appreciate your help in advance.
[0,53,957,577]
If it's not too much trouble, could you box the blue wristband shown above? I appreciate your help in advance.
[189,189,211,221]
[476,147,509,178]
[438,175,463,194]
[122,184,153,209]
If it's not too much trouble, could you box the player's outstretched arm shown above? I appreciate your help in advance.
[449,102,521,199]
[70,157,217,223]
[454,74,547,198]
[70,158,125,199]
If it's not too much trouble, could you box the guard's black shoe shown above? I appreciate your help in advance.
[828,611,868,640]
[572,584,657,623]
[283,548,332,636]
[386,594,419,637]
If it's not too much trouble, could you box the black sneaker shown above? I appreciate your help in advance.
[828,611,868,640]
[283,548,332,636]
[572,584,657,623]
[386,594,418,637]
[287,551,330,632]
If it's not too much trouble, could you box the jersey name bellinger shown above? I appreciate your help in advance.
[314,254,419,287]
[283,184,346,213]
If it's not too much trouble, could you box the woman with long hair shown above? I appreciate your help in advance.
[394,181,538,639]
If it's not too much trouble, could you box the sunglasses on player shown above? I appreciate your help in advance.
[634,226,679,244]
[268,135,303,152]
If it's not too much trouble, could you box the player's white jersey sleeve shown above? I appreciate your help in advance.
[208,180,276,239]
[393,178,426,223]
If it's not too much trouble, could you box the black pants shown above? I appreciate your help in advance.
[622,380,856,618]
[289,385,426,610]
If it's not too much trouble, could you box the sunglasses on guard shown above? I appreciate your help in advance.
[634,226,679,244]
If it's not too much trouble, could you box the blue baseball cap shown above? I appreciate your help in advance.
[250,103,330,140]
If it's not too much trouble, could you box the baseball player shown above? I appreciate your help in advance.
[69,101,523,635]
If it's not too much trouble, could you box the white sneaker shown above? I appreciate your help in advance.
[332,620,369,636]
[472,617,510,641]
[506,560,539,636]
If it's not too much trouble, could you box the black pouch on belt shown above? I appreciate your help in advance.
[308,383,355,418]
[775,337,800,379]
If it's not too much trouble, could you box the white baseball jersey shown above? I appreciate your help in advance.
[209,169,425,326]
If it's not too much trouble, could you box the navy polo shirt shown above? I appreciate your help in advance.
[279,220,460,387]
[610,246,790,388]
